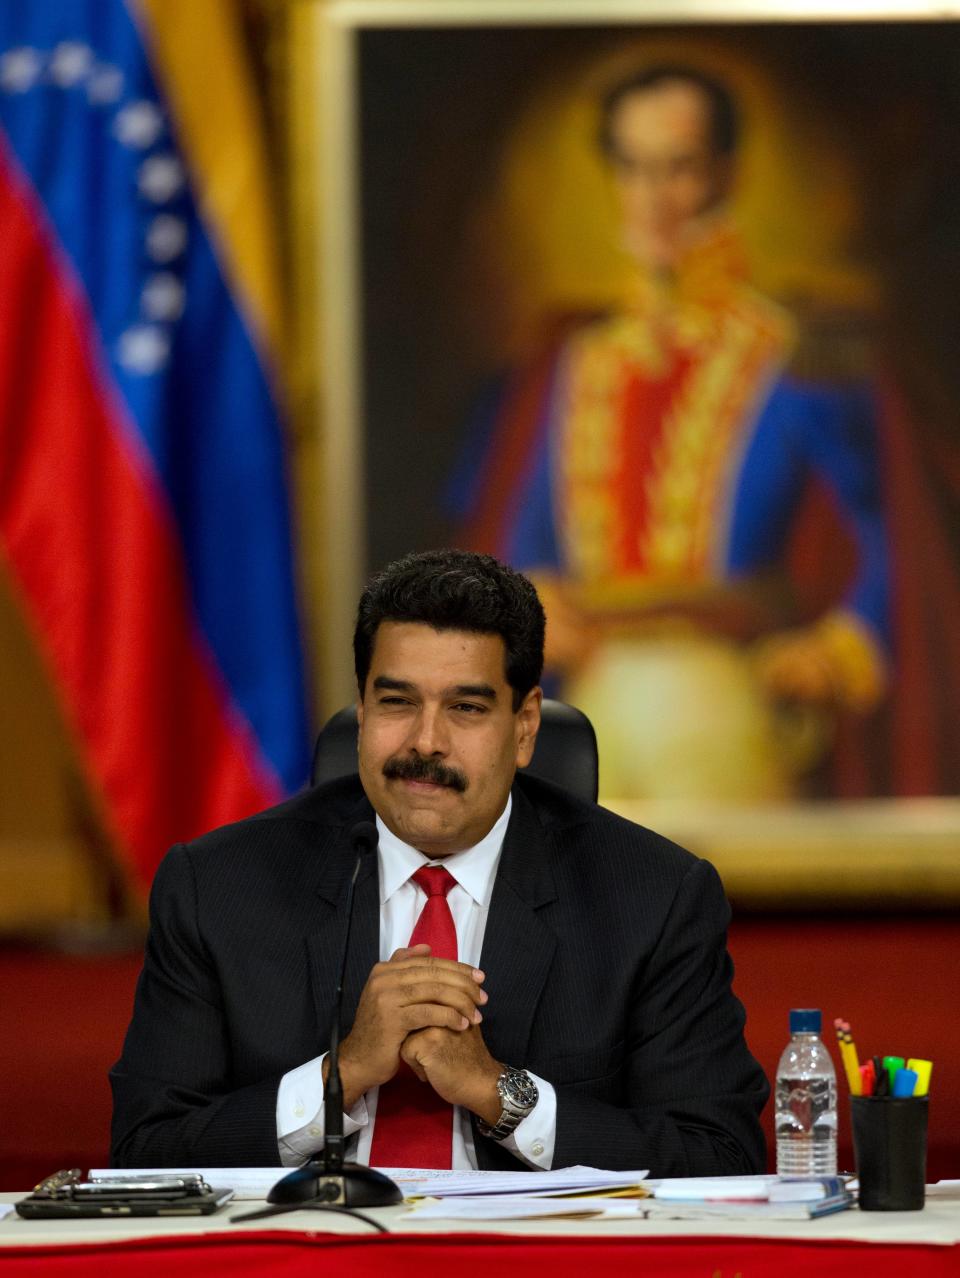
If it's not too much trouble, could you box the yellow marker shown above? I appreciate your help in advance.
[907,1058,933,1097]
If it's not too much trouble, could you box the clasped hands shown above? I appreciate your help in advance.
[332,943,504,1126]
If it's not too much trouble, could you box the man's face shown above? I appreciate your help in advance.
[606,79,733,272]
[357,621,541,857]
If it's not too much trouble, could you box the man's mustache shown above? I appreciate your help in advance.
[382,755,468,793]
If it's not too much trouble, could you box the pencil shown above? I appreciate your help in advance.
[834,1018,862,1095]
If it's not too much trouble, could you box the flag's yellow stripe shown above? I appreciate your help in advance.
[133,0,284,374]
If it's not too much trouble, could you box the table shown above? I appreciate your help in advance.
[3,1190,960,1277]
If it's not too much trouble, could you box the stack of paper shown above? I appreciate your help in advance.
[406,1196,645,1222]
[395,1166,650,1221]
[391,1166,649,1199]
[646,1175,855,1220]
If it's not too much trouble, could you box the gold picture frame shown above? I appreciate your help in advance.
[291,0,960,906]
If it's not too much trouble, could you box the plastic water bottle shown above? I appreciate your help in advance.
[775,1008,837,1176]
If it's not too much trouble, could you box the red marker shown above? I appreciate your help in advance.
[859,1060,876,1096]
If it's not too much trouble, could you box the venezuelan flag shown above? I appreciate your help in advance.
[0,1,310,891]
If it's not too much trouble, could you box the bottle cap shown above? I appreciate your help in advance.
[789,1008,821,1033]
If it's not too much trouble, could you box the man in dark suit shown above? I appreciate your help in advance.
[111,549,768,1172]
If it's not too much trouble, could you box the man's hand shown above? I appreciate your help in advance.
[753,612,886,714]
[400,1023,504,1127]
[754,628,837,704]
[334,944,487,1109]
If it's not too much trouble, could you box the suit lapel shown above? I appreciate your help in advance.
[341,863,380,1033]
[479,783,558,1067]
[306,796,381,1043]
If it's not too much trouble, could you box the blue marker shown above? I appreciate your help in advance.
[892,1067,918,1098]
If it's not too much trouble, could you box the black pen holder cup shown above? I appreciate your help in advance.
[851,1095,928,1211]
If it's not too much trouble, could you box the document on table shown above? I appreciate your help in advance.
[392,1166,649,1198]
[405,1195,644,1222]
[402,1175,857,1222]
[641,1196,855,1221]
[645,1175,855,1220]
[650,1175,776,1200]
[928,1181,960,1199]
[88,1164,649,1202]
[650,1175,852,1202]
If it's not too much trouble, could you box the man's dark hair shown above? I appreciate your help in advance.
[354,549,545,709]
[598,65,740,160]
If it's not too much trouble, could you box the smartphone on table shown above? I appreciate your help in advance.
[16,1169,234,1217]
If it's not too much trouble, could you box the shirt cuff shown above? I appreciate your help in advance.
[276,1053,369,1166]
[498,1072,556,1169]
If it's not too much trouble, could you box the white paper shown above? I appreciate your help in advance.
[768,1178,847,1202]
[928,1180,960,1198]
[406,1194,643,1221]
[0,1204,16,1221]
[642,1197,852,1221]
[652,1175,777,1201]
[389,1165,649,1198]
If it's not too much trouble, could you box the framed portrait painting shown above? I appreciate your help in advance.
[297,0,960,904]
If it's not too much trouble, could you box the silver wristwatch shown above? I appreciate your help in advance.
[476,1067,539,1141]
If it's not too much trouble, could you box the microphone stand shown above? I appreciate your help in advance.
[233,822,402,1226]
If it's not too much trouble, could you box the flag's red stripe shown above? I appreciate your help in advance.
[0,145,281,889]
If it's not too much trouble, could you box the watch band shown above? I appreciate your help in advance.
[476,1067,539,1141]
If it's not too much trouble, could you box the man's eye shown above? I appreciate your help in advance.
[453,702,486,715]
[379,696,412,707]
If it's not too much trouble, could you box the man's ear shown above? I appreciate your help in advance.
[515,687,543,768]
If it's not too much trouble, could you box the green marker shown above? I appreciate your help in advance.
[883,1055,905,1092]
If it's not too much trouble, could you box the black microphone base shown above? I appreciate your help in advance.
[267,1160,403,1209]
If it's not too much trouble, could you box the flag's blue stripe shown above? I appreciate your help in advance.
[0,0,309,791]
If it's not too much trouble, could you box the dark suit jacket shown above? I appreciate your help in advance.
[110,773,769,1172]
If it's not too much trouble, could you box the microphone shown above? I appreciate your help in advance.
[248,821,402,1220]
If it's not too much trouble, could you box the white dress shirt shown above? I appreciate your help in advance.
[276,795,557,1168]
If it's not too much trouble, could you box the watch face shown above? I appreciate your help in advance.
[502,1069,539,1110]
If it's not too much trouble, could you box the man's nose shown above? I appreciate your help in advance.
[406,704,448,756]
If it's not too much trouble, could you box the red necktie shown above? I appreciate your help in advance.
[368,865,458,1169]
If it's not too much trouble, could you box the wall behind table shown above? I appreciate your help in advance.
[728,914,960,1179]
[1,914,956,1189]
[0,948,141,1191]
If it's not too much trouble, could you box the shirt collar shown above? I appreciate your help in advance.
[376,794,512,908]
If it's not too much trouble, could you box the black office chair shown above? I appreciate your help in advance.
[311,698,599,803]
